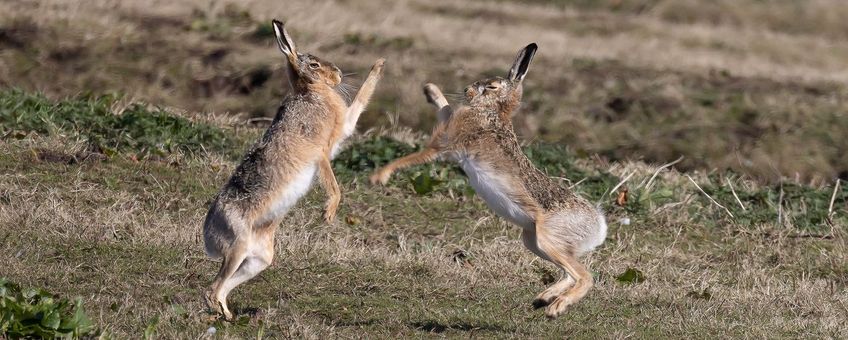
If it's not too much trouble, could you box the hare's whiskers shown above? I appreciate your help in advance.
[335,82,356,104]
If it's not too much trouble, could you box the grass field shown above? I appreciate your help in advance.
[1,91,846,338]
[1,0,847,338]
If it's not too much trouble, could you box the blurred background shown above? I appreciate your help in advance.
[2,0,846,183]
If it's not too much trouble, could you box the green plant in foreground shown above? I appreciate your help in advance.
[0,278,97,338]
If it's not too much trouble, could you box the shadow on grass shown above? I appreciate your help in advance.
[409,320,508,333]
[331,319,380,327]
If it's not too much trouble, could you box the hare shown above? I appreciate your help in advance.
[203,19,385,320]
[369,44,606,318]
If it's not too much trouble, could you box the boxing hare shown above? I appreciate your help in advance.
[203,19,385,320]
[370,44,605,318]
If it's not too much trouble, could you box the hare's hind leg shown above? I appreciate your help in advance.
[543,254,591,318]
[521,229,576,309]
[209,227,276,320]
[533,215,593,318]
[207,240,249,320]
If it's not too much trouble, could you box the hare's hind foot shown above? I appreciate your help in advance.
[544,295,572,319]
[532,275,576,309]
[541,271,593,319]
[204,290,233,321]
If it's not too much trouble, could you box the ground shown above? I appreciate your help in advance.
[0,0,847,338]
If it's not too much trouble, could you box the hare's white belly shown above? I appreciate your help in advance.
[256,164,317,226]
[459,157,535,229]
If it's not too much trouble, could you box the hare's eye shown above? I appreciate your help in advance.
[309,62,320,69]
[485,84,499,90]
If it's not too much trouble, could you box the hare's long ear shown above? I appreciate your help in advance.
[272,19,297,63]
[507,43,537,83]
[273,19,301,87]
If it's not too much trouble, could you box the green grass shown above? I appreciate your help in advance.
[702,173,848,231]
[0,89,238,159]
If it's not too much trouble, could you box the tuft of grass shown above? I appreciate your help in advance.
[0,89,238,158]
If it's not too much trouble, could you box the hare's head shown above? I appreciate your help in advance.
[272,20,342,89]
[464,43,537,112]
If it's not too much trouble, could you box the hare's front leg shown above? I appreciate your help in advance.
[317,155,341,223]
[369,148,439,185]
[343,58,385,137]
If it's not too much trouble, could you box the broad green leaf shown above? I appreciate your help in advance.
[40,309,60,330]
[616,267,646,283]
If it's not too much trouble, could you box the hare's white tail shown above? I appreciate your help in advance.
[577,209,607,256]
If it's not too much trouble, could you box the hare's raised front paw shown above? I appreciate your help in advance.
[371,58,386,74]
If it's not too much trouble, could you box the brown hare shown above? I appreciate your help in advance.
[203,19,385,320]
[370,44,606,318]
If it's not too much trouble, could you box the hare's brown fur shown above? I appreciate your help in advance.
[371,44,606,318]
[203,19,384,320]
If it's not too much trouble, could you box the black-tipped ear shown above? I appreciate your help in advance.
[507,43,537,82]
[272,19,297,57]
